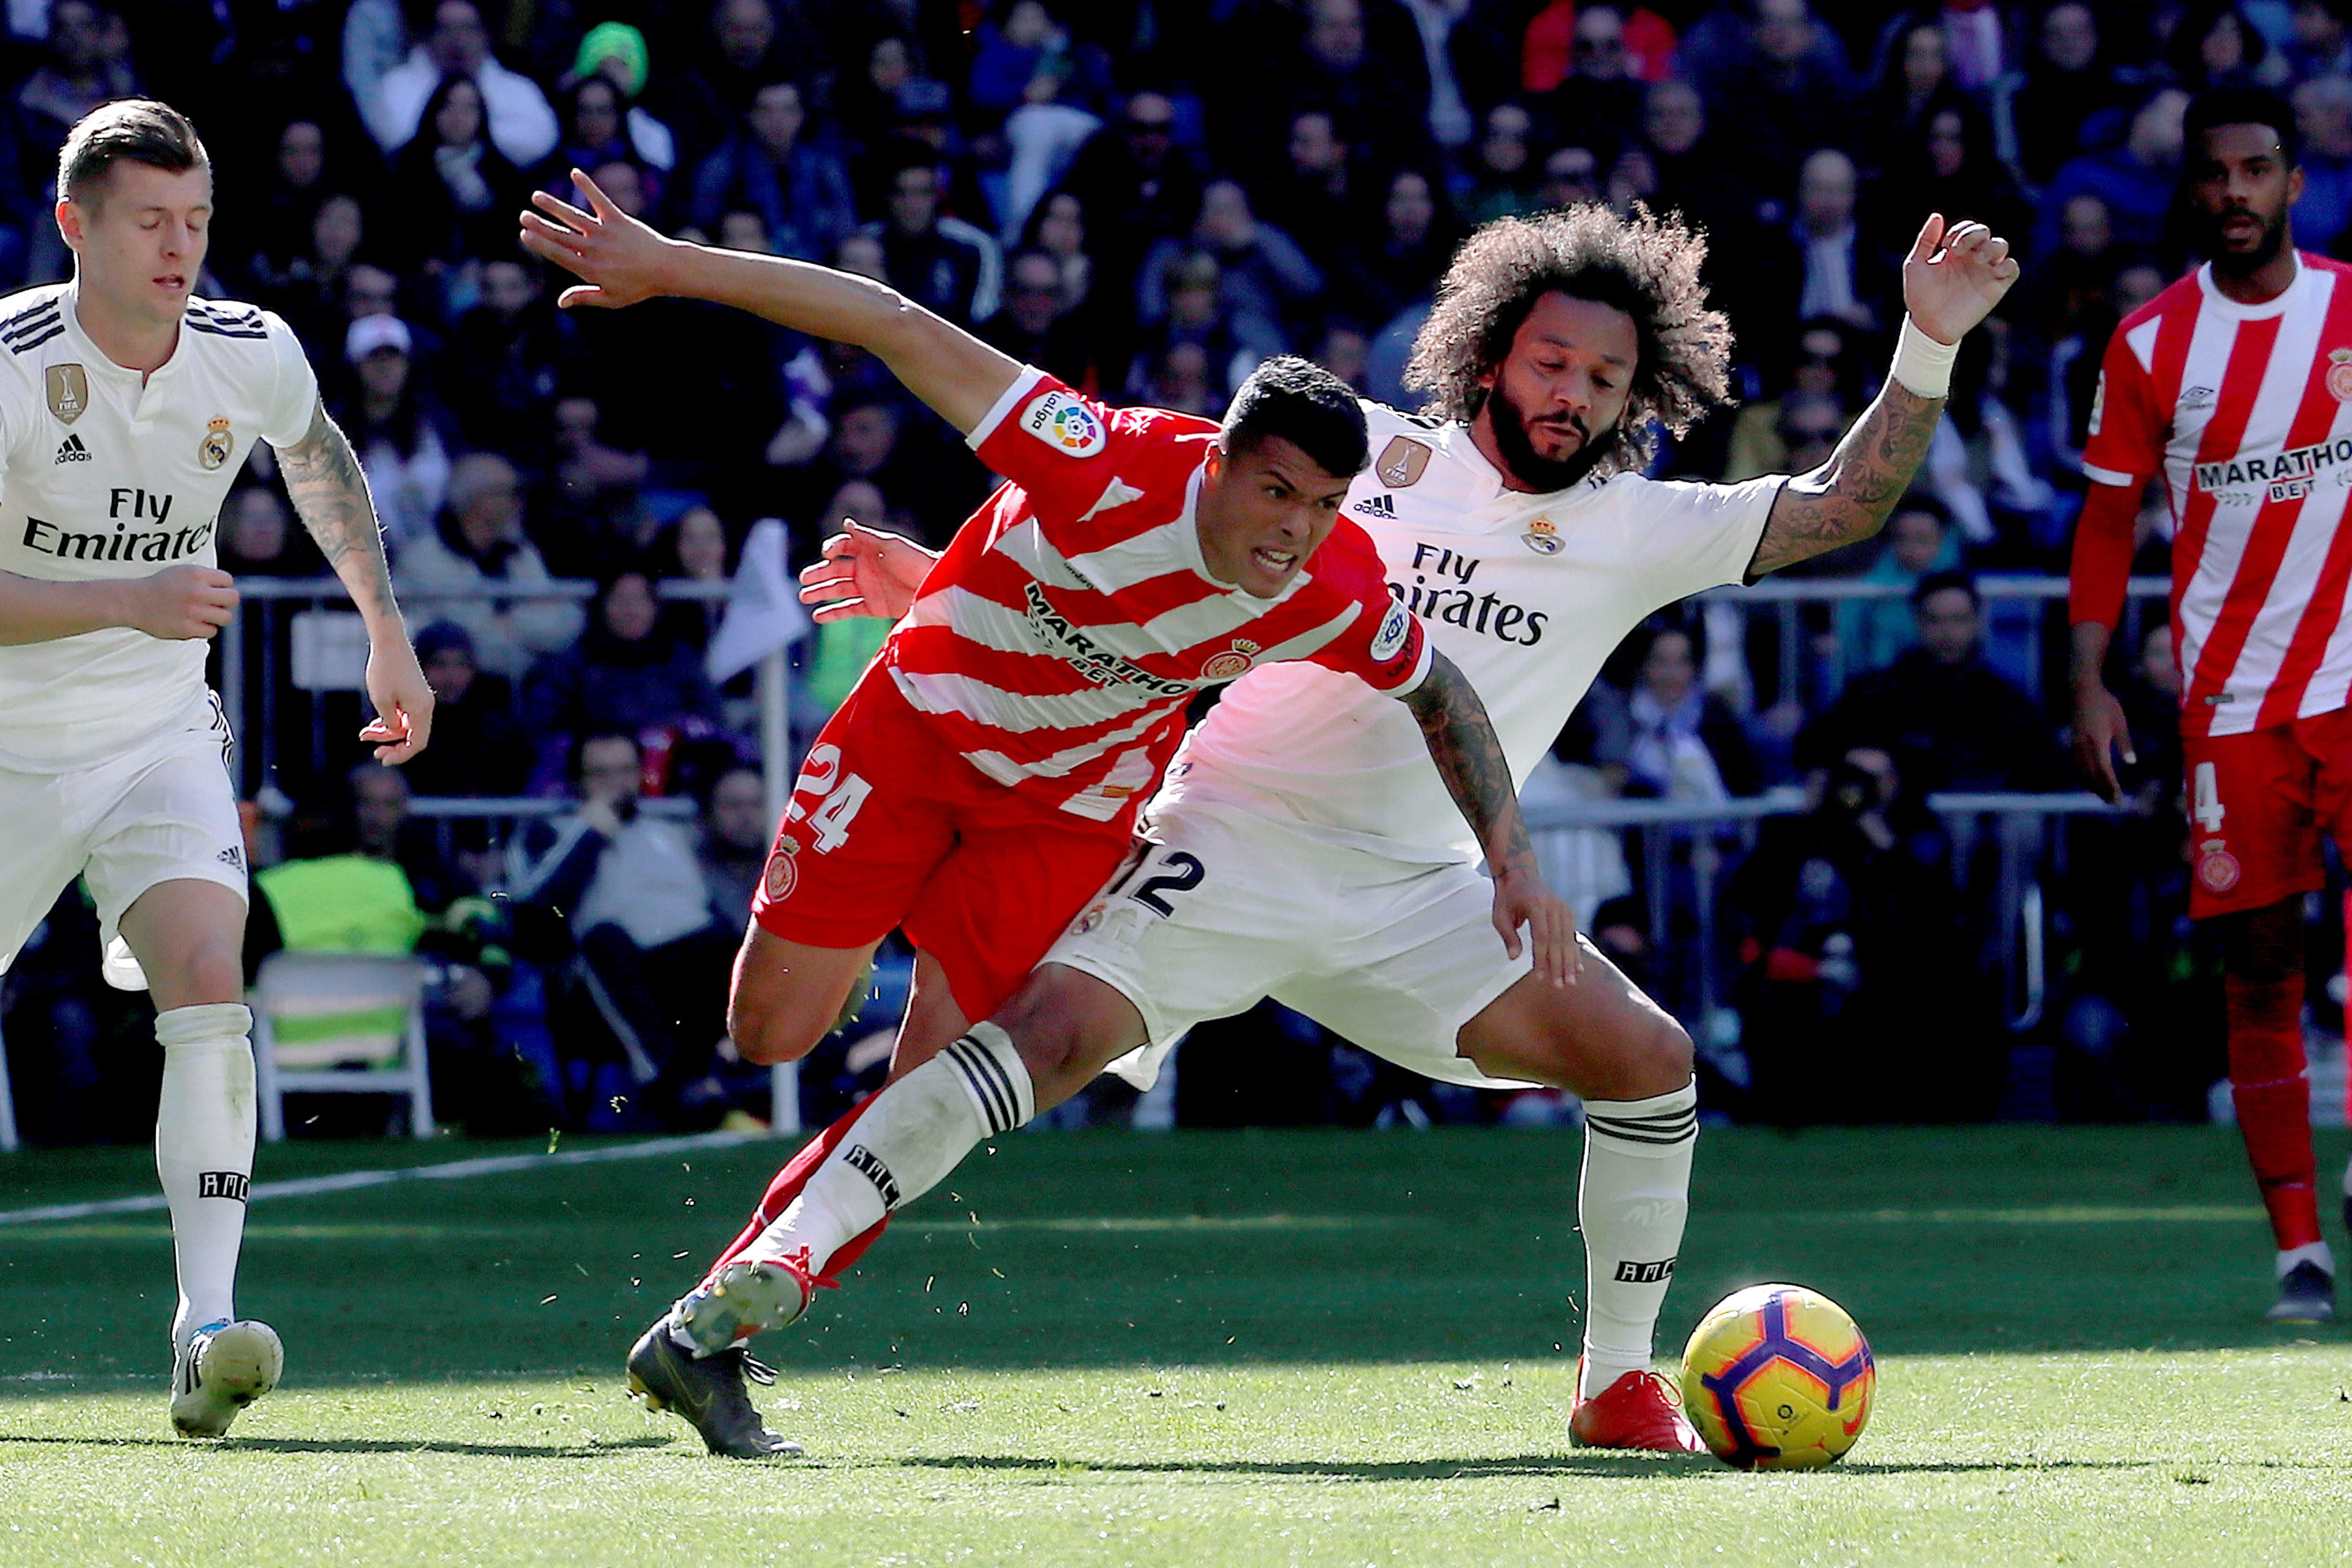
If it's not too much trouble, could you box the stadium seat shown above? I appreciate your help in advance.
[249,952,435,1141]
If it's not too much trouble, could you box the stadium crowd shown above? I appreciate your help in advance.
[2,0,2330,1139]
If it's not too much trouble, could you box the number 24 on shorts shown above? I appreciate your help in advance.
[786,743,873,853]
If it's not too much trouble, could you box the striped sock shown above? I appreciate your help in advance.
[732,1022,1034,1281]
[1577,1079,1699,1401]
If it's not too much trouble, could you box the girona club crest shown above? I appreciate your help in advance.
[1200,638,1259,681]
[763,836,801,901]
[2327,348,2352,405]
[2196,839,2241,894]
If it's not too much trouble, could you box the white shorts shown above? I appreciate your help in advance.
[1046,799,1536,1092]
[0,704,247,979]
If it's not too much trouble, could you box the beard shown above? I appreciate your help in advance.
[1484,380,1624,492]
[2209,202,2290,275]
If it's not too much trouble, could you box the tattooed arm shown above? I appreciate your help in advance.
[276,397,435,762]
[1402,649,1578,985]
[1745,215,2020,581]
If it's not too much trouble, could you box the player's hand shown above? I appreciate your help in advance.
[122,564,238,641]
[2072,679,2135,804]
[519,169,684,310]
[1901,213,2020,346]
[360,631,435,765]
[1492,862,1581,988]
[797,519,937,622]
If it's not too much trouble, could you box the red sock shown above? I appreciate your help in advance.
[2224,974,2323,1253]
[707,1096,892,1283]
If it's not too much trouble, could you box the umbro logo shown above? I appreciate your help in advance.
[2180,385,2217,410]
[1352,493,1397,519]
[216,845,244,871]
[52,433,88,464]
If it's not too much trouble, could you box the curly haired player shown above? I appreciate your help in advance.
[635,202,2016,1458]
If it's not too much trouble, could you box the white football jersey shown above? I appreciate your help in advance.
[0,282,319,771]
[1164,403,1785,861]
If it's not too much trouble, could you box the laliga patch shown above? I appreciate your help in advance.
[1375,436,1430,487]
[1522,517,1563,554]
[1020,388,1106,457]
[1368,600,1414,663]
[2197,841,2241,894]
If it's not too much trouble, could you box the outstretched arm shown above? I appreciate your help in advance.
[276,397,434,763]
[1745,215,2021,580]
[1402,650,1578,985]
[520,170,1022,437]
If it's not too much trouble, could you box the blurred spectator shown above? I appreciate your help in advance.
[1535,144,1602,211]
[1836,494,1961,679]
[1799,571,2067,792]
[970,0,1117,122]
[399,621,533,799]
[535,394,653,579]
[1055,89,1204,341]
[2165,2,2287,93]
[1993,1,2123,189]
[1867,15,1956,150]
[2037,86,2189,256]
[1725,316,1869,479]
[512,731,737,1114]
[1131,250,1255,404]
[1251,110,1363,273]
[384,74,532,280]
[1140,180,1322,359]
[360,0,559,168]
[19,2,136,168]
[1334,167,1456,332]
[2293,75,2352,253]
[659,0,836,166]
[864,148,1001,326]
[1540,2,1648,159]
[523,570,721,765]
[980,247,1100,390]
[436,257,564,458]
[232,119,338,298]
[563,22,677,178]
[2287,0,2352,79]
[1462,102,1541,223]
[1615,624,1760,801]
[1283,0,1434,168]
[657,505,735,654]
[1702,0,1859,202]
[335,316,451,557]
[395,453,583,683]
[218,486,327,579]
[993,55,1106,245]
[1780,148,1897,336]
[686,80,854,260]
[1882,100,2030,265]
[696,764,771,932]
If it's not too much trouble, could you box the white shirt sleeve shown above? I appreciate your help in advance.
[1616,472,1788,601]
[259,312,321,450]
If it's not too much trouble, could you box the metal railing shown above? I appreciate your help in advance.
[1525,790,2127,1038]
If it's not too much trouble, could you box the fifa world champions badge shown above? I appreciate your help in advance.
[199,416,235,470]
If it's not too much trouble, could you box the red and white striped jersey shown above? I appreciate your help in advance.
[2083,252,2352,738]
[883,367,1431,821]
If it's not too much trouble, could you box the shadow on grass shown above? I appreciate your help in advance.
[0,1432,671,1459]
[893,1452,2154,1481]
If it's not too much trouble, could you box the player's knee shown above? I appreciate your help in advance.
[726,992,824,1066]
[1639,1014,1695,1096]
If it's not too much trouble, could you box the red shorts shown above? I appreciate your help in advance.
[2180,707,2352,919]
[750,667,1137,1021]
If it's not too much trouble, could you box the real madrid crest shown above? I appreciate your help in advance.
[2327,349,2352,405]
[1522,517,1564,555]
[44,364,86,424]
[198,416,234,471]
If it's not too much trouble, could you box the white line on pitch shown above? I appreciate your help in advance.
[0,1129,766,1228]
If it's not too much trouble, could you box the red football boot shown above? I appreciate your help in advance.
[1568,1364,1708,1453]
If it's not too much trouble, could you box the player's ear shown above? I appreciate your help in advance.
[1203,442,1225,484]
[54,198,80,252]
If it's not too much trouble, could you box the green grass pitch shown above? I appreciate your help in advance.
[2,1125,2349,1567]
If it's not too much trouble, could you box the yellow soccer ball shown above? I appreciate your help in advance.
[1679,1282,1876,1470]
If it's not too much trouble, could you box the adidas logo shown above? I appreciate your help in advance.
[1352,492,1396,519]
[52,434,88,464]
[216,845,244,871]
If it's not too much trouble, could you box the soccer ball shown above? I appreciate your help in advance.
[1679,1282,1875,1470]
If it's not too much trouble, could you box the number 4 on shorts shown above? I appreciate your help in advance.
[2192,760,2224,834]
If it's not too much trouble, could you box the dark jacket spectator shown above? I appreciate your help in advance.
[685,81,854,259]
[400,621,534,799]
[523,572,720,759]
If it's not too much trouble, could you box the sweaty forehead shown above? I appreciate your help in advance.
[2199,122,2287,162]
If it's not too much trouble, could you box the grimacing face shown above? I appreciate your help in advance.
[1194,433,1354,599]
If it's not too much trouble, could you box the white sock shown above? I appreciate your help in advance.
[2278,1241,2334,1278]
[1576,1078,1698,1400]
[733,1023,1034,1279]
[153,1004,258,1347]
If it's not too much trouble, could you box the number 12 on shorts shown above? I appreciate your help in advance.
[786,743,873,853]
[1107,842,1205,916]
